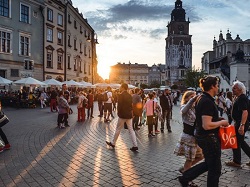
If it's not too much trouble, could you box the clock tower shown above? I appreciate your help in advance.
[165,0,192,86]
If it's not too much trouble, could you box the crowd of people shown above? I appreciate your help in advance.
[1,77,250,187]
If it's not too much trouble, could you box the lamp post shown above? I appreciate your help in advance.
[128,61,131,84]
[87,32,98,84]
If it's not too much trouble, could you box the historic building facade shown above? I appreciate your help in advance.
[0,0,44,81]
[109,62,149,85]
[148,64,166,86]
[165,0,192,86]
[44,0,66,81]
[201,30,250,91]
[0,0,98,83]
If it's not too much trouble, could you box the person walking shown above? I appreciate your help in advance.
[106,83,138,151]
[86,90,94,118]
[144,93,160,137]
[50,87,58,112]
[174,91,203,186]
[0,101,11,152]
[178,76,229,187]
[77,91,88,122]
[97,89,104,117]
[132,88,143,130]
[159,88,173,133]
[103,86,113,122]
[225,81,250,167]
[57,91,70,129]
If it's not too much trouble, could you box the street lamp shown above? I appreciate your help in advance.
[128,61,131,84]
[87,32,99,84]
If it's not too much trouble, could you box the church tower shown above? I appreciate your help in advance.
[165,0,192,86]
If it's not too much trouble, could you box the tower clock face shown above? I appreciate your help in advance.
[178,24,184,31]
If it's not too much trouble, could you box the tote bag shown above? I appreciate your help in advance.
[219,125,237,149]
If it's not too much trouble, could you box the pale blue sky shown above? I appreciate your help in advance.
[72,0,250,79]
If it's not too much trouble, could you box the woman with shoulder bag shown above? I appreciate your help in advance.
[0,101,11,152]
[77,91,88,122]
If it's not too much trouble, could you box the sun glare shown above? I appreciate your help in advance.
[97,64,110,80]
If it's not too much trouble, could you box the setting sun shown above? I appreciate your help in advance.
[97,64,110,80]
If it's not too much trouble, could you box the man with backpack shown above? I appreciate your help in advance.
[103,86,113,122]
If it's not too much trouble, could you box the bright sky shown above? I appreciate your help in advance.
[72,0,250,79]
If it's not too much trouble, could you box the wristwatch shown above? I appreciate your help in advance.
[240,123,245,126]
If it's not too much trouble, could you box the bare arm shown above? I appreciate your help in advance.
[238,110,248,135]
[202,115,229,130]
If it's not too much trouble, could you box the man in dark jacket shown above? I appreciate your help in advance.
[106,83,138,151]
[159,88,173,132]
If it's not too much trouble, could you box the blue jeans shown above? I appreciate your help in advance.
[182,134,221,187]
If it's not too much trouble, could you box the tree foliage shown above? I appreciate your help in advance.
[149,80,160,88]
[184,67,207,88]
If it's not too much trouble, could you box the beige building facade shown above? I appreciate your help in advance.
[109,62,148,85]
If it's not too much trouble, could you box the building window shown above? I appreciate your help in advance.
[57,14,63,26]
[10,69,19,77]
[74,58,77,71]
[57,54,63,69]
[84,30,87,37]
[20,3,30,23]
[181,70,185,77]
[80,26,83,34]
[0,0,9,17]
[67,35,71,47]
[57,31,62,45]
[84,63,86,74]
[84,45,87,56]
[74,39,77,50]
[68,14,71,23]
[20,34,30,56]
[47,27,53,42]
[67,55,71,69]
[47,8,53,22]
[24,60,33,70]
[89,65,91,75]
[89,49,91,58]
[80,43,82,53]
[47,52,52,68]
[74,20,77,29]
[0,29,11,53]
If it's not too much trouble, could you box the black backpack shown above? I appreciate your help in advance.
[103,92,108,102]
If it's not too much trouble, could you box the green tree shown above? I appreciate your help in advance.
[140,83,148,89]
[184,67,207,88]
[150,80,160,88]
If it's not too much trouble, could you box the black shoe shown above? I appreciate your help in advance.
[111,115,114,118]
[130,147,138,152]
[91,116,94,118]
[148,133,156,137]
[178,176,188,187]
[106,141,115,148]
[65,124,70,127]
[168,129,172,133]
[161,129,164,133]
[98,115,103,117]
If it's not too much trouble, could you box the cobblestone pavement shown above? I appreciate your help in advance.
[0,102,250,187]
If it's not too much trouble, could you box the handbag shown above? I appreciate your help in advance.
[0,112,9,127]
[219,125,237,149]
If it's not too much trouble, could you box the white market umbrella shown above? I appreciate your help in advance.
[0,76,12,85]
[43,78,62,86]
[79,81,93,88]
[62,80,82,86]
[109,83,121,89]
[94,82,110,88]
[14,77,47,86]
[128,84,135,89]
